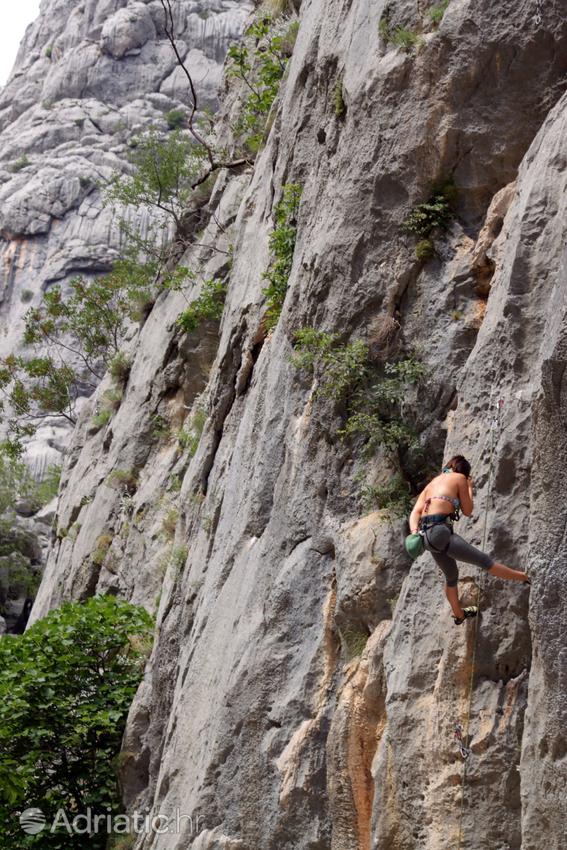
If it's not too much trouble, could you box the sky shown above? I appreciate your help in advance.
[0,1,42,86]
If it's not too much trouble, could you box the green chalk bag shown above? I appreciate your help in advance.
[404,532,424,560]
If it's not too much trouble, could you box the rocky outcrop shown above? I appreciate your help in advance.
[7,0,567,848]
[0,0,252,477]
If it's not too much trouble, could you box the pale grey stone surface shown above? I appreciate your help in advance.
[8,0,567,849]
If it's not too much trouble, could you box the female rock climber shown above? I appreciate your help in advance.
[408,454,530,625]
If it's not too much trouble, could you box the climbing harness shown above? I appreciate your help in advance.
[455,397,504,849]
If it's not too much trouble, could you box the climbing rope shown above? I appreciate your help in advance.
[454,397,504,850]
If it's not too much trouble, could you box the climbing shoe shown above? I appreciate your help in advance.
[453,606,479,626]
[524,576,532,586]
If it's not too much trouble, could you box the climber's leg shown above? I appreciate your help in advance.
[423,525,465,617]
[446,535,530,583]
[445,583,465,619]
[488,562,530,582]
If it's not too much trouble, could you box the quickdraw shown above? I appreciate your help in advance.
[454,722,471,760]
[533,0,543,26]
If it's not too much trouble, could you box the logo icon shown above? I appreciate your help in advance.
[19,808,46,834]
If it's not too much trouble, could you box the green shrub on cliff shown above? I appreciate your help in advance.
[0,596,153,849]
[292,331,427,485]
[428,0,450,25]
[227,15,297,152]
[262,183,302,330]
[177,278,227,333]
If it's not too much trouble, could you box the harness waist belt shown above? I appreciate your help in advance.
[420,513,454,530]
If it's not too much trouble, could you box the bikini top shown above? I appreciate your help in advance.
[423,494,460,513]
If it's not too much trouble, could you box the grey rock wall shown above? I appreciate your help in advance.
[11,0,567,849]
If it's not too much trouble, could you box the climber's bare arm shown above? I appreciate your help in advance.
[458,474,474,516]
[409,490,427,534]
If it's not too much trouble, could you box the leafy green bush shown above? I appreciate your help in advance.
[0,595,153,849]
[227,16,296,152]
[361,474,413,516]
[91,408,112,431]
[109,352,131,386]
[391,27,423,53]
[177,278,226,333]
[105,128,204,229]
[415,238,434,261]
[165,108,186,129]
[428,0,449,25]
[292,330,426,463]
[403,191,453,238]
[262,183,302,330]
[292,328,368,402]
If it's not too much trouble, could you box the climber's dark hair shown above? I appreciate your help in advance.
[444,455,471,478]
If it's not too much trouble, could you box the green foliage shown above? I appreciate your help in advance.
[334,78,346,118]
[9,155,30,173]
[170,545,188,574]
[105,128,203,227]
[292,328,368,402]
[102,387,123,412]
[165,108,186,130]
[403,191,453,238]
[415,238,434,261]
[0,350,76,453]
[428,0,450,25]
[391,27,423,53]
[227,15,296,152]
[361,474,413,516]
[177,407,207,456]
[106,469,138,495]
[176,278,226,333]
[292,330,426,461]
[45,45,53,58]
[262,183,302,330]
[109,351,131,386]
[0,595,153,849]
[91,408,111,430]
[1,255,167,454]
[378,16,390,41]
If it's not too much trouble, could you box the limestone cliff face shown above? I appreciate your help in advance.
[7,0,567,849]
[0,0,251,477]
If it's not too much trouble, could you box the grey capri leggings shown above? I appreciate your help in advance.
[422,522,494,587]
